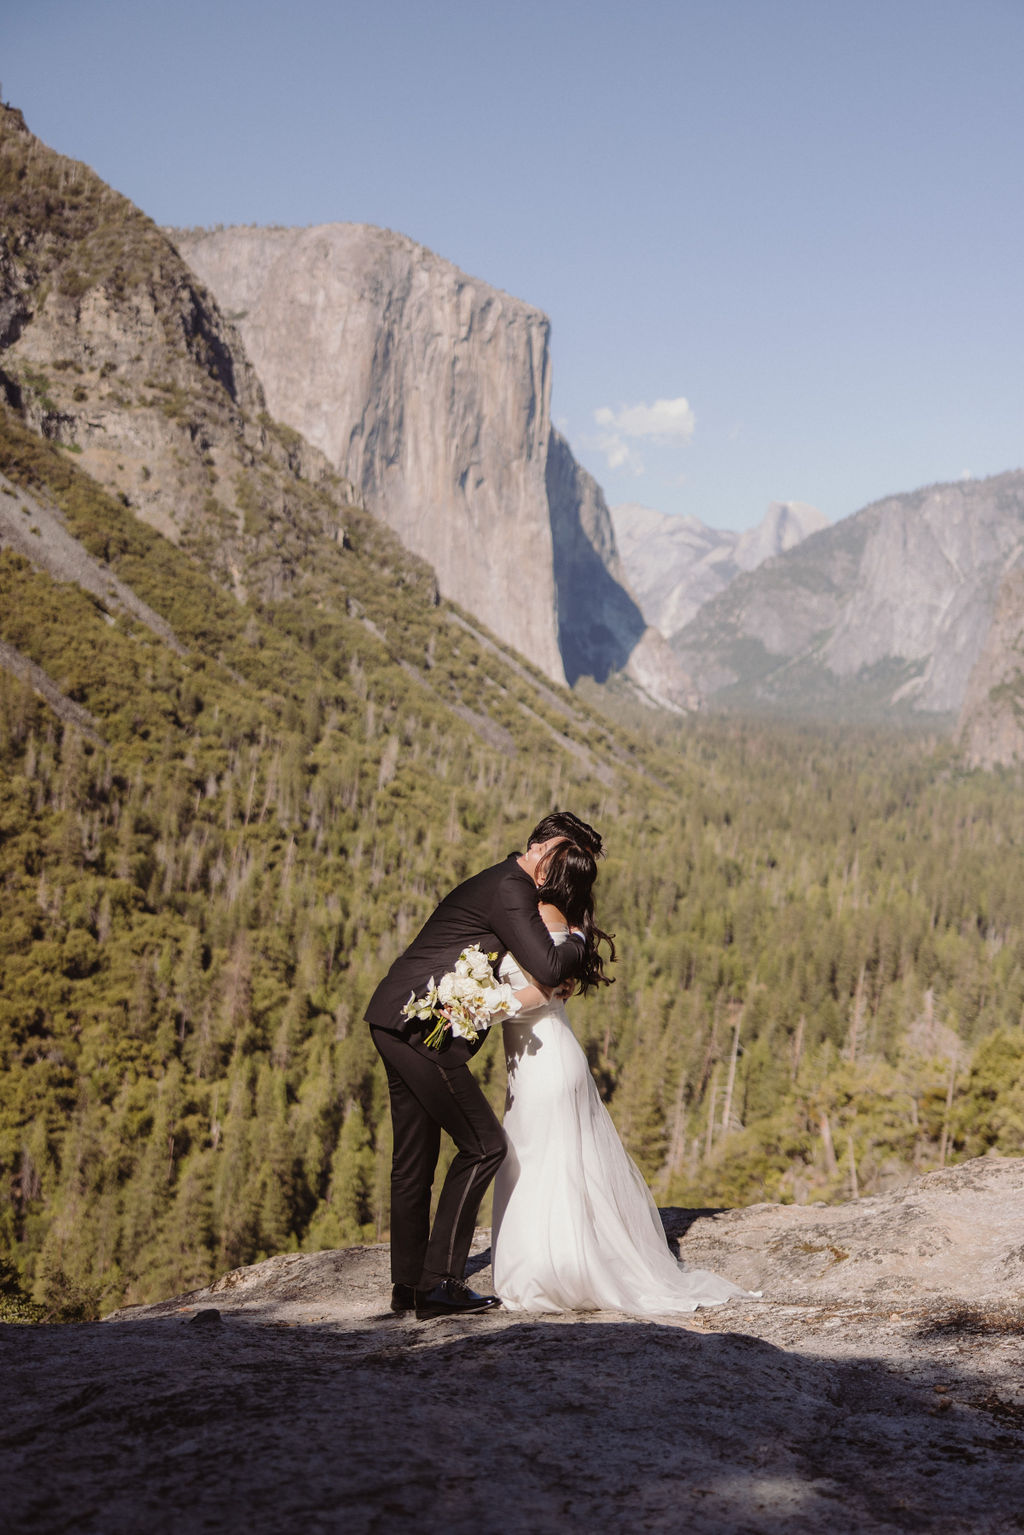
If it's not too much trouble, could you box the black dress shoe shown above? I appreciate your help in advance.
[414,1278,502,1320]
[391,1283,417,1312]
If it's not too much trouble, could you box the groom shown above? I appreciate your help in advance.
[365,810,602,1319]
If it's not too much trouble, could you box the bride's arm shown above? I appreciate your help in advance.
[511,982,549,1010]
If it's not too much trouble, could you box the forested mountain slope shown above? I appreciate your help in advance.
[0,401,658,1316]
[4,403,1024,1318]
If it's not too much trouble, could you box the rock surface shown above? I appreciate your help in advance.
[957,569,1024,767]
[6,1157,1024,1533]
[670,472,1024,718]
[546,429,697,708]
[612,499,827,637]
[172,224,695,705]
[172,223,564,678]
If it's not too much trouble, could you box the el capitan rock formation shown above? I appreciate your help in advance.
[172,223,693,706]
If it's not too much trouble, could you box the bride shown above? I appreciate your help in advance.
[491,840,752,1314]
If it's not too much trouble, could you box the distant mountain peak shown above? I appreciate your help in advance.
[610,498,827,638]
[734,501,830,572]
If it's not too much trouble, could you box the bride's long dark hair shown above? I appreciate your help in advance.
[536,840,615,996]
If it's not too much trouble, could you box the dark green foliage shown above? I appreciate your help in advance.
[0,1253,44,1322]
[4,394,1024,1314]
[4,407,1024,1311]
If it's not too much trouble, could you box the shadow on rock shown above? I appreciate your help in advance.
[4,1316,1024,1534]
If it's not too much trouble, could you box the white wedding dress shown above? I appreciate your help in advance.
[491,934,751,1314]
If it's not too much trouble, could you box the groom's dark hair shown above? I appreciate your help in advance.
[526,809,603,859]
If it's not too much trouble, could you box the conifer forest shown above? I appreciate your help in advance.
[3,401,1024,1319]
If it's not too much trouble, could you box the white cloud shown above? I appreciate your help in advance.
[595,397,695,439]
[592,395,695,474]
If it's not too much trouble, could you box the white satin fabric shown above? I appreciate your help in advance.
[491,935,750,1314]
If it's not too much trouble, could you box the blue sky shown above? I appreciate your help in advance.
[5,0,1023,531]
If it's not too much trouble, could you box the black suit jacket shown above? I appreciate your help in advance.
[365,854,585,1033]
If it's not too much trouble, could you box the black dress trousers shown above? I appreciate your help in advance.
[371,1025,506,1289]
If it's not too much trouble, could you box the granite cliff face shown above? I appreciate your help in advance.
[172,224,694,704]
[172,224,561,676]
[671,472,1024,719]
[612,499,828,637]
[545,430,697,707]
[957,568,1024,766]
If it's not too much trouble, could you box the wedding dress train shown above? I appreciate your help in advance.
[491,939,751,1314]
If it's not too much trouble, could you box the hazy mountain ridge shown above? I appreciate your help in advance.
[170,223,692,707]
[612,499,828,637]
[669,472,1024,719]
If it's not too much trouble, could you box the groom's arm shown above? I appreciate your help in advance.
[490,870,585,986]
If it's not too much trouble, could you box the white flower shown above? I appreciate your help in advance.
[454,944,496,985]
[437,973,478,1006]
[400,980,438,1023]
[491,983,521,1017]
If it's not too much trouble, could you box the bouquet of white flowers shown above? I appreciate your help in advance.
[400,943,522,1049]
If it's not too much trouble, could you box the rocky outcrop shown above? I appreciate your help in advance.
[957,568,1024,767]
[670,1154,1024,1305]
[733,500,829,572]
[613,499,828,637]
[107,1152,1024,1321]
[172,224,695,702]
[11,1157,1022,1535]
[671,471,1024,719]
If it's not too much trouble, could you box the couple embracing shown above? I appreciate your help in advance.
[365,810,748,1320]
